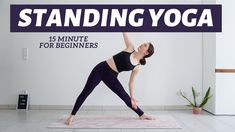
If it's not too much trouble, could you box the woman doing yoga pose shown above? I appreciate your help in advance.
[65,33,155,125]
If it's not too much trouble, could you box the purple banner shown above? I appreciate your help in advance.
[10,4,222,32]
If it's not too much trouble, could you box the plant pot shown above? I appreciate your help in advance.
[193,107,202,114]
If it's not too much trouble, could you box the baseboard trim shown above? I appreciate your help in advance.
[0,104,189,110]
[0,105,16,109]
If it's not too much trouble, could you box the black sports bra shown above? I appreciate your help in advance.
[113,50,139,72]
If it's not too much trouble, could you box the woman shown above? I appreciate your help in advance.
[65,33,155,125]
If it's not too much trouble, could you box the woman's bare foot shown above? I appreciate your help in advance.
[65,115,74,125]
[139,114,155,120]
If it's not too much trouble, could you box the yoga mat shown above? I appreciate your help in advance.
[47,115,182,129]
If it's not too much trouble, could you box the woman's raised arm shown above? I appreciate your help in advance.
[123,32,134,51]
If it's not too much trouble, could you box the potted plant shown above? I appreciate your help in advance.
[179,87,212,114]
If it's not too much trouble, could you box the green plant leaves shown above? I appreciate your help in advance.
[192,87,197,107]
[199,87,213,107]
[179,90,195,107]
[179,87,213,108]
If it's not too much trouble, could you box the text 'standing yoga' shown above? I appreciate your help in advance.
[10,4,222,32]
[18,8,213,28]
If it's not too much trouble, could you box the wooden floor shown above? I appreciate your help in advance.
[0,109,235,132]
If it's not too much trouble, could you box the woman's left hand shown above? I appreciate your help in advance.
[131,97,138,110]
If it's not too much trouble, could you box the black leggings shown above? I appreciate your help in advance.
[71,61,144,116]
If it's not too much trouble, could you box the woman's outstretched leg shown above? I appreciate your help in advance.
[66,62,103,125]
[70,71,101,115]
[103,77,154,119]
[102,76,144,116]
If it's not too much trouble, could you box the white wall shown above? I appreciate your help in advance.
[215,0,235,115]
[203,0,235,115]
[202,0,216,114]
[0,0,11,105]
[0,0,203,107]
[202,33,216,113]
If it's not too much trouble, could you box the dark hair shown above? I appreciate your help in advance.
[139,43,154,65]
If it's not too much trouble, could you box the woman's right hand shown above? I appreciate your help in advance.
[131,97,138,110]
[123,32,134,50]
